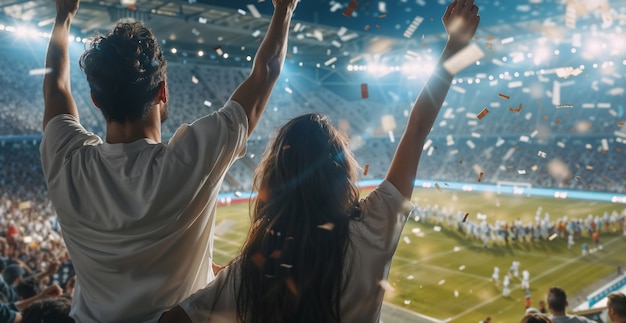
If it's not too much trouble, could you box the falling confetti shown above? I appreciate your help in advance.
[434,183,442,192]
[363,164,370,176]
[361,83,369,99]
[477,108,489,120]
[343,0,359,17]
[317,222,335,231]
[509,104,523,113]
[498,93,510,100]
[463,213,469,222]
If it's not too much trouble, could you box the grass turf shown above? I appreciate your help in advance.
[212,187,626,322]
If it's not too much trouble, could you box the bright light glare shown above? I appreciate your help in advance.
[533,46,550,65]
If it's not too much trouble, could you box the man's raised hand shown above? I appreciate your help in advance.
[273,0,299,12]
[443,0,480,52]
[55,0,79,20]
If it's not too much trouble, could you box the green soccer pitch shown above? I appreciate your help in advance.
[212,187,626,323]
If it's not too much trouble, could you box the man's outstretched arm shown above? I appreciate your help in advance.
[43,0,80,129]
[230,0,299,136]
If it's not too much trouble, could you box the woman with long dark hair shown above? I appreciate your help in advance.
[159,1,480,322]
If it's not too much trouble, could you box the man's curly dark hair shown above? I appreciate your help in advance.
[79,22,167,123]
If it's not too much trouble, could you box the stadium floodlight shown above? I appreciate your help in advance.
[15,26,39,38]
[171,48,177,54]
[197,50,204,57]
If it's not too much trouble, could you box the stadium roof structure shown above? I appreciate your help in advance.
[1,0,626,81]
[0,0,626,61]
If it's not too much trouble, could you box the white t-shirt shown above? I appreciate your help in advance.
[179,180,412,323]
[40,100,248,323]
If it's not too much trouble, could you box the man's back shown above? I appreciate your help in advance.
[41,102,248,322]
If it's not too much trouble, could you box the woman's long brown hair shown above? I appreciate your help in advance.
[233,114,362,323]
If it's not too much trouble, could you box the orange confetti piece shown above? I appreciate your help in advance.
[435,183,442,192]
[375,24,380,29]
[498,93,510,100]
[485,43,493,50]
[282,145,291,150]
[364,24,370,31]
[477,108,489,120]
[478,172,484,182]
[555,118,561,125]
[486,36,497,41]
[618,122,625,126]
[363,164,370,176]
[343,0,359,17]
[509,104,523,113]
[361,83,369,99]
[378,14,387,18]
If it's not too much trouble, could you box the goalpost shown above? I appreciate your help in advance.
[496,181,532,196]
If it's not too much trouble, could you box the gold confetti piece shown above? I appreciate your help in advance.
[477,108,489,120]
[282,145,291,150]
[378,14,387,18]
[509,103,523,113]
[498,93,510,100]
[375,24,380,29]
[549,233,558,241]
[556,104,574,109]
[462,213,469,222]
[555,118,561,125]
[618,122,625,126]
[485,43,493,50]
[363,164,370,176]
[435,183,442,192]
[543,115,549,120]
[486,36,497,41]
[477,172,484,183]
[317,222,335,231]
[364,24,370,31]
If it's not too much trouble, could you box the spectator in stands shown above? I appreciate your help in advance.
[546,286,596,322]
[3,265,25,288]
[0,284,62,323]
[15,277,42,300]
[607,292,626,323]
[521,313,554,323]
[40,0,297,321]
[158,1,481,322]
[21,296,74,323]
